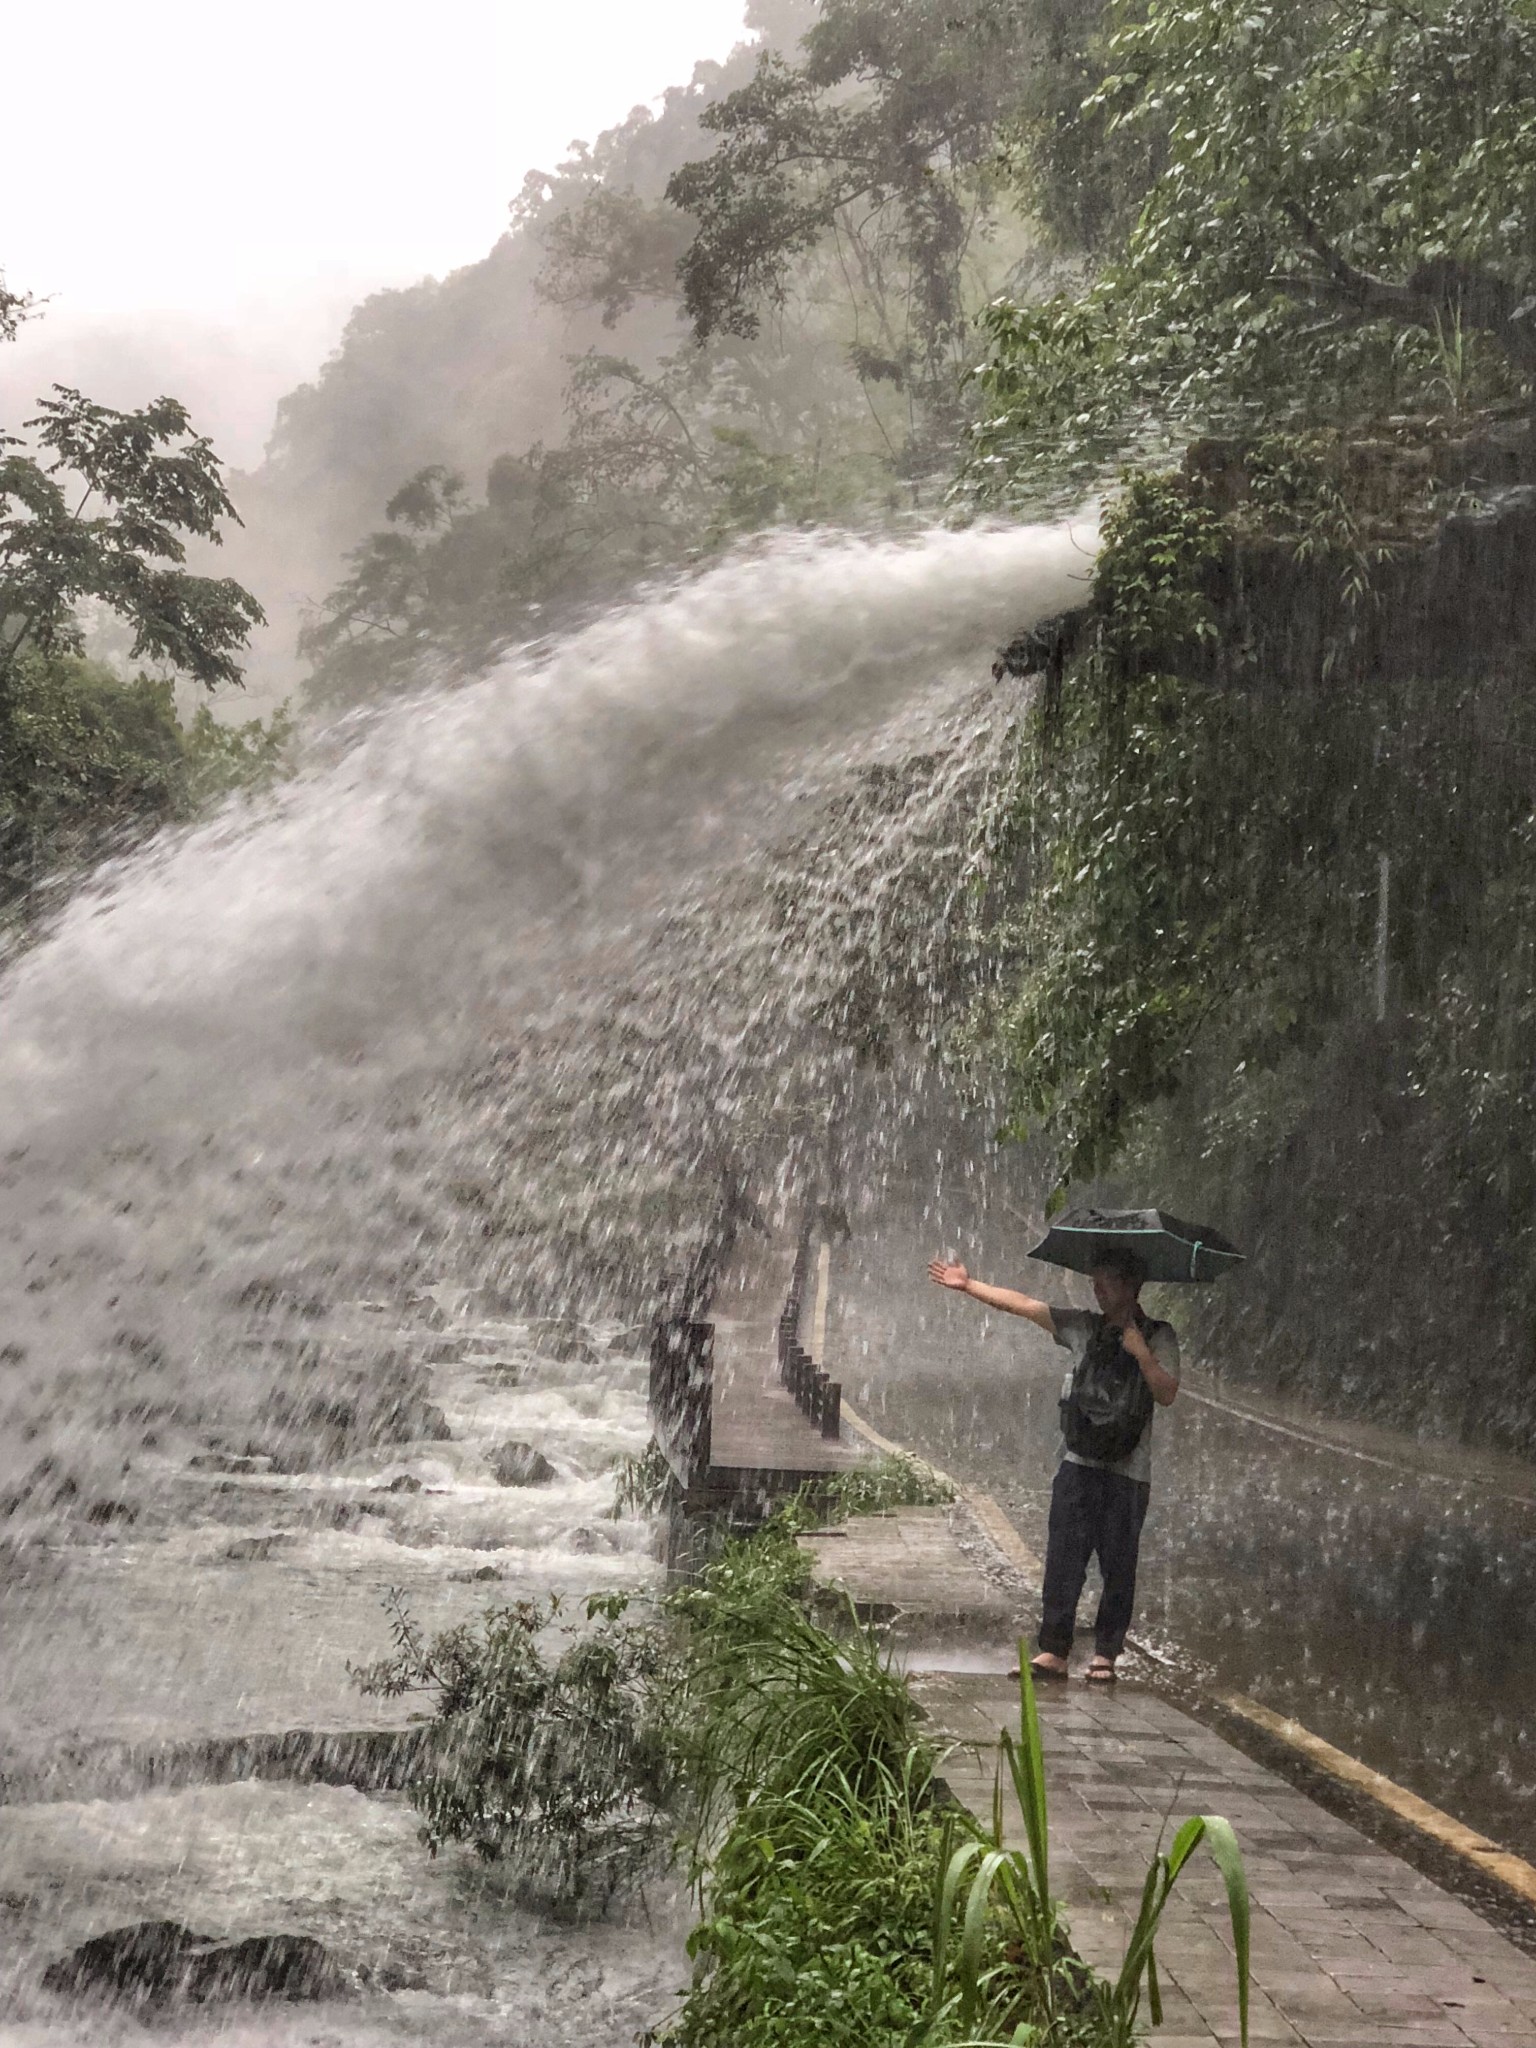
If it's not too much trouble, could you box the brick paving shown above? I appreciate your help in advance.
[798,1503,1016,1632]
[807,1504,1536,2047]
[925,1671,1536,2046]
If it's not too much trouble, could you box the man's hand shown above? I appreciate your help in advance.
[1117,1314,1179,1405]
[925,1260,1056,1336]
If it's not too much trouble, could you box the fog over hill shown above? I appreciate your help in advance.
[218,0,816,706]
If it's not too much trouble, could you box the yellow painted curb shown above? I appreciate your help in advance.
[1218,1690,1536,1908]
[959,1485,1044,1581]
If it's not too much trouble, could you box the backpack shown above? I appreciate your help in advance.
[1059,1315,1157,1463]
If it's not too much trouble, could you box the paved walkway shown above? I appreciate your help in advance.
[805,1498,1536,2048]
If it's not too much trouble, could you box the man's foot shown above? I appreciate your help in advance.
[1009,1652,1070,1682]
[1085,1655,1118,1684]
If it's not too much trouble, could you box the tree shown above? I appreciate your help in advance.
[967,0,1536,494]
[0,268,33,346]
[0,387,266,706]
[666,0,1029,440]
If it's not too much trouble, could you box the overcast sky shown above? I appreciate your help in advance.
[1,0,748,463]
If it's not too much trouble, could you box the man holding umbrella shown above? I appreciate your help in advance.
[929,1209,1239,1684]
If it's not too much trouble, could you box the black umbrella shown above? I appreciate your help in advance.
[1027,1205,1245,1284]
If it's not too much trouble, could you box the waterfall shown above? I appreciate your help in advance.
[0,518,1091,1509]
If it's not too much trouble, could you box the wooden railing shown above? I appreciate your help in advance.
[777,1231,842,1441]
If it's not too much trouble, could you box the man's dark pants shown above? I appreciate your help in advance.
[1037,1458,1150,1659]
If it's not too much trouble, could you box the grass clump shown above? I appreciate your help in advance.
[664,1523,948,2045]
[610,1437,675,1519]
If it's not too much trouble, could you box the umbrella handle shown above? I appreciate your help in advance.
[1189,1239,1202,1280]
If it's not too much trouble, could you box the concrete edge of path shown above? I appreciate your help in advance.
[840,1394,1536,1929]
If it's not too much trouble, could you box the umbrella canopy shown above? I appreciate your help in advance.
[1027,1205,1245,1284]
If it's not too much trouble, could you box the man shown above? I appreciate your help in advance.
[926,1245,1179,1684]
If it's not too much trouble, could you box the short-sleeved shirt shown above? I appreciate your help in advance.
[1049,1307,1180,1486]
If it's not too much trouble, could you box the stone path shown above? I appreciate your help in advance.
[806,1500,1536,2047]
[932,1670,1536,2048]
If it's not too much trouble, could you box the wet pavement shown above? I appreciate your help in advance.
[934,1671,1536,2048]
[802,1491,1536,2046]
[826,1204,1536,1871]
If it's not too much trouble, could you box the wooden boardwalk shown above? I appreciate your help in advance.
[709,1237,866,1476]
[656,1226,868,1507]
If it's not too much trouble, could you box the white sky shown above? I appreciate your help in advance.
[1,0,749,463]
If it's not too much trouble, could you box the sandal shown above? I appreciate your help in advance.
[1085,1657,1118,1684]
[1018,1656,1070,1683]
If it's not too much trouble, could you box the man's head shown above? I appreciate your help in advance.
[1089,1244,1147,1320]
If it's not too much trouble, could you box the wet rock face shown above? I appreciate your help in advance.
[41,1921,352,2004]
[489,1440,558,1486]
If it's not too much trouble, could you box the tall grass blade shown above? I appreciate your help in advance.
[1198,1814,1251,2048]
[1116,1849,1173,2008]
[1012,1641,1051,1904]
[960,1848,1011,2025]
[932,1836,989,2023]
[1164,1813,1210,1883]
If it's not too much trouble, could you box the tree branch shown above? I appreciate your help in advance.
[1274,201,1536,374]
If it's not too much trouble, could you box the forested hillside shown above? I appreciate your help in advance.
[231,0,1044,705]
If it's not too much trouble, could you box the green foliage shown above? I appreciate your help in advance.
[0,651,291,911]
[976,471,1240,1181]
[967,0,1536,495]
[0,269,33,346]
[774,1451,956,1533]
[610,1438,675,1519]
[668,0,1027,432]
[350,1588,678,1905]
[970,411,1536,1448]
[353,1496,1252,2041]
[0,387,265,698]
[178,698,295,806]
[299,0,1051,707]
[930,1662,1248,2046]
[299,343,892,708]
[968,445,1459,1186]
[668,1541,1250,2048]
[663,1527,952,2047]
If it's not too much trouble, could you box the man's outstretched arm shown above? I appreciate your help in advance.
[927,1259,1056,1337]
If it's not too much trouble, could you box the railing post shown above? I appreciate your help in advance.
[821,1382,842,1440]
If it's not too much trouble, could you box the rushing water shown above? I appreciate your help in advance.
[0,519,1092,2039]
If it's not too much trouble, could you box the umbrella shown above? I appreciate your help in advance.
[1027,1205,1245,1284]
